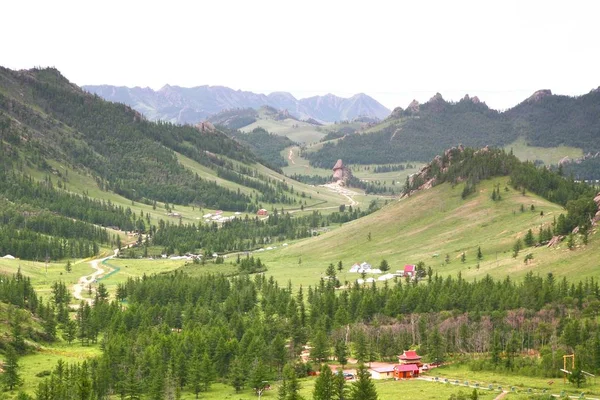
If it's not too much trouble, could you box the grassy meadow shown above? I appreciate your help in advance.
[256,176,600,289]
[241,118,325,144]
[505,137,583,166]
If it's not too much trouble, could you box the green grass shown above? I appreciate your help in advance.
[505,137,583,166]
[430,363,600,397]
[0,257,94,301]
[256,176,600,289]
[351,163,423,188]
[241,118,325,144]
[15,342,102,395]
[281,146,333,177]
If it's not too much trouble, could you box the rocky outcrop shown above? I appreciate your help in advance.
[593,192,600,226]
[525,89,552,103]
[403,145,470,196]
[332,159,352,185]
[547,235,564,247]
[463,94,481,104]
[389,106,404,119]
[195,121,215,132]
[407,100,420,114]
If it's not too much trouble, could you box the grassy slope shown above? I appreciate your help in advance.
[257,177,600,289]
[504,137,583,165]
[241,118,325,144]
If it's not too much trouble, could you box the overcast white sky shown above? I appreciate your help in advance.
[2,0,599,110]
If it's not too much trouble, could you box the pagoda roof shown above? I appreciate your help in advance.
[399,350,421,360]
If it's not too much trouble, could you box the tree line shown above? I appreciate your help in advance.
[3,262,600,398]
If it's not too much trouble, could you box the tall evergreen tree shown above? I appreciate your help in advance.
[278,364,303,400]
[313,364,335,400]
[348,364,378,400]
[2,345,22,391]
[229,357,246,393]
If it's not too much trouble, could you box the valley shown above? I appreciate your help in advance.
[1,66,600,400]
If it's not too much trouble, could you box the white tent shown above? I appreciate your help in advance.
[2,254,15,259]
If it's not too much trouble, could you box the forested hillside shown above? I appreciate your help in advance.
[226,127,295,170]
[307,89,600,166]
[0,66,333,260]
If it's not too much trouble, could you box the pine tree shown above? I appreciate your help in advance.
[63,319,77,344]
[512,239,523,258]
[229,357,246,393]
[311,329,330,363]
[313,364,335,400]
[567,233,575,250]
[248,359,269,396]
[278,364,303,400]
[187,351,202,399]
[334,340,348,367]
[2,345,22,391]
[476,247,483,260]
[348,364,378,400]
[333,370,348,400]
[326,263,337,281]
[524,229,535,247]
[379,259,390,272]
[568,369,586,388]
[198,351,215,392]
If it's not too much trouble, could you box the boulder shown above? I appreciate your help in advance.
[547,235,564,247]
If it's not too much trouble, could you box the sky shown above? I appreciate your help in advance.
[2,0,599,110]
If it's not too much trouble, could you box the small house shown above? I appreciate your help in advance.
[403,265,416,277]
[257,209,269,216]
[369,365,396,379]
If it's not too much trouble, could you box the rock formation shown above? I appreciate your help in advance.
[593,192,600,226]
[195,121,215,133]
[332,159,352,185]
[525,89,552,103]
[407,100,420,114]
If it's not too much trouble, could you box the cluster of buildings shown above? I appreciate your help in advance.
[201,210,242,223]
[335,350,427,381]
[349,262,417,284]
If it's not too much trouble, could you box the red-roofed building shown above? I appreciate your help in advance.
[403,264,416,276]
[393,350,422,379]
[393,364,419,379]
[398,350,422,365]
[257,209,268,216]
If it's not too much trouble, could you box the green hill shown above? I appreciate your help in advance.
[258,176,599,287]
[306,89,600,167]
[257,149,600,287]
[0,67,354,262]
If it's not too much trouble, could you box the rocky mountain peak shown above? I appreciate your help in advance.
[462,94,481,104]
[407,100,420,113]
[429,92,445,103]
[526,89,552,103]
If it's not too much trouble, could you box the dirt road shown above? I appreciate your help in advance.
[72,249,117,305]
[288,149,295,165]
[319,183,360,206]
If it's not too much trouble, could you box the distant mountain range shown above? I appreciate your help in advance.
[83,84,391,124]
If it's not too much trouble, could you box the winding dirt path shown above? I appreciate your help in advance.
[319,183,360,206]
[288,149,295,165]
[72,249,118,305]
